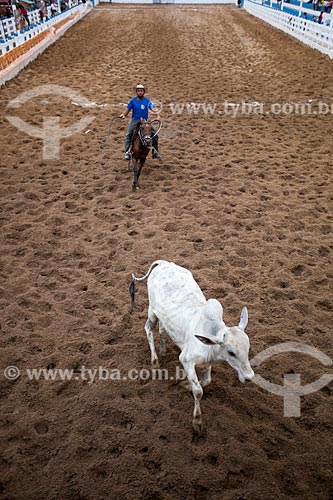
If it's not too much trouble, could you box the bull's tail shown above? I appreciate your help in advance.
[129,260,165,313]
[129,279,136,314]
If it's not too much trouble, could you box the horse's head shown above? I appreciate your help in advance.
[138,118,153,147]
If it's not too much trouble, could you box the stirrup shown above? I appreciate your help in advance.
[124,151,131,161]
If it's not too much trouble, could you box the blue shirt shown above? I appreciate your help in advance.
[127,96,155,121]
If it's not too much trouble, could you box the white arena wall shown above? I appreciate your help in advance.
[244,0,333,59]
[0,3,93,86]
[100,0,233,3]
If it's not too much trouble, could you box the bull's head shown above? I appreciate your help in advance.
[195,305,255,383]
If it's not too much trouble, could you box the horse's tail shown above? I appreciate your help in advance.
[129,260,165,313]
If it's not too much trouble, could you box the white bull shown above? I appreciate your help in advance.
[130,260,255,432]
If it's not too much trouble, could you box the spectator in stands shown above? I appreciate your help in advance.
[39,0,47,20]
[50,2,58,15]
[0,5,11,18]
[325,0,332,12]
[44,0,49,19]
[19,4,30,27]
[60,0,68,11]
[37,0,44,21]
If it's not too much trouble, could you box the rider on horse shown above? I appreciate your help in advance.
[120,84,161,161]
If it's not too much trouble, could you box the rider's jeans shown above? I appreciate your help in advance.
[125,120,140,152]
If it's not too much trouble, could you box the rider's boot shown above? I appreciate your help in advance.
[124,134,132,161]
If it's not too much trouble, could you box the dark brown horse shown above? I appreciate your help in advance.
[129,118,161,191]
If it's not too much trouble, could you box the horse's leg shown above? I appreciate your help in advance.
[137,159,145,185]
[133,159,139,191]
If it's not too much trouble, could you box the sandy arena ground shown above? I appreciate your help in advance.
[0,4,332,500]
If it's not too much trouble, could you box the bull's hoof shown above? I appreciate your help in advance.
[151,359,160,369]
[192,417,203,435]
[179,380,192,392]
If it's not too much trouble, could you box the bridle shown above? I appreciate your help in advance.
[138,120,153,147]
[137,119,162,147]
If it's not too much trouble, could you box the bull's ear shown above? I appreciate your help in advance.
[239,307,248,330]
[195,334,219,346]
[195,332,225,345]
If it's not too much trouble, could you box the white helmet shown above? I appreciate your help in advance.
[136,84,145,90]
